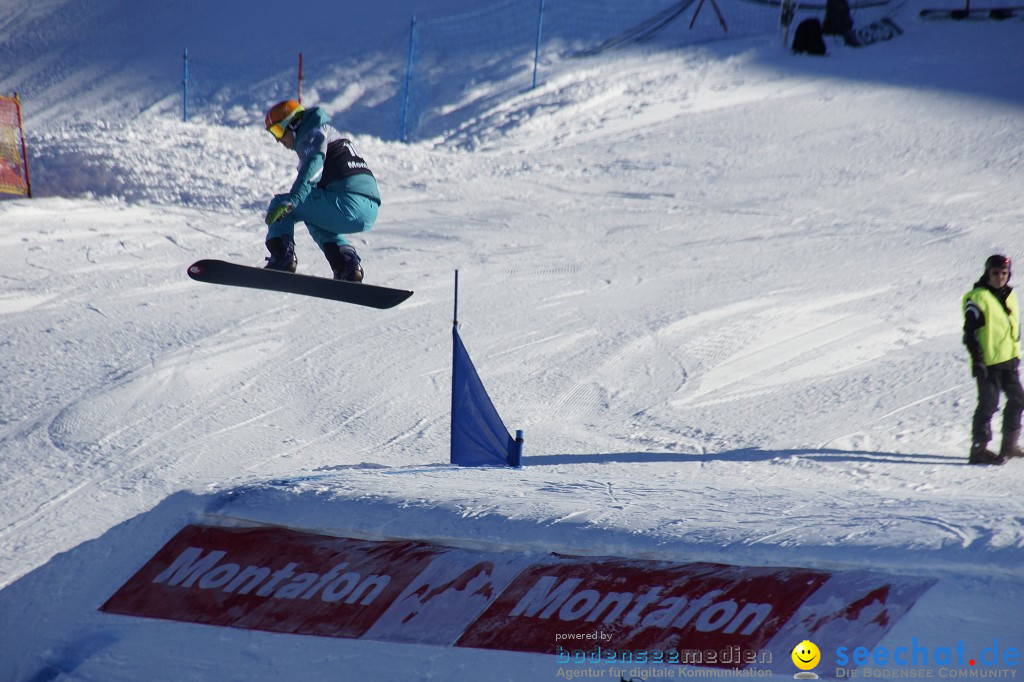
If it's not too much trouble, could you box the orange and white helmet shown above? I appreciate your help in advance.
[265,100,304,140]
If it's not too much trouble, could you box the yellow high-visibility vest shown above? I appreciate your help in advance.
[963,286,1021,366]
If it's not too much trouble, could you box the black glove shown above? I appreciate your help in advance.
[973,362,989,380]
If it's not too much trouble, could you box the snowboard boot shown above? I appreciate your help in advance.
[323,243,363,282]
[968,441,1005,466]
[264,236,297,272]
[999,429,1024,459]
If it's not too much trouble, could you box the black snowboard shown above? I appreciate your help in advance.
[187,259,413,309]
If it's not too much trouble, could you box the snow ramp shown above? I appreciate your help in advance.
[0,483,1020,681]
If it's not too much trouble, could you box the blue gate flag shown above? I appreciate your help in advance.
[451,324,523,467]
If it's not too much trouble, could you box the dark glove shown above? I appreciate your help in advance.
[973,362,989,380]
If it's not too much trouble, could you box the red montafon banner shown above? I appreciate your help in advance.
[101,524,934,669]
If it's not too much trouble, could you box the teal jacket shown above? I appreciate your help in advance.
[285,107,380,207]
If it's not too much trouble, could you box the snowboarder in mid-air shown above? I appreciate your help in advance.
[262,100,381,282]
[962,254,1024,465]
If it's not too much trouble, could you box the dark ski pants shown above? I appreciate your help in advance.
[972,362,1024,445]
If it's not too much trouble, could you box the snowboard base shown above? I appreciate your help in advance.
[187,259,413,309]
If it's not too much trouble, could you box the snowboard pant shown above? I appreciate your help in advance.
[972,361,1024,445]
[266,190,378,250]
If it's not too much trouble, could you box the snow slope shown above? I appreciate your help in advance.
[1,0,1023,679]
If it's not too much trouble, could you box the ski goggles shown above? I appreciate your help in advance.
[266,109,302,140]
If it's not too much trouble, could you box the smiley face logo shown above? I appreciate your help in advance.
[792,640,821,671]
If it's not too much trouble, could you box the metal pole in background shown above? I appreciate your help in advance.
[182,48,189,122]
[532,0,546,89]
[14,93,31,198]
[400,15,417,143]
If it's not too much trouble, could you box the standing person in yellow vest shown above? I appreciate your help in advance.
[963,254,1024,465]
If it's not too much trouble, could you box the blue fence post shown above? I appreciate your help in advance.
[532,0,546,89]
[182,48,189,122]
[511,429,524,467]
[400,15,417,142]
